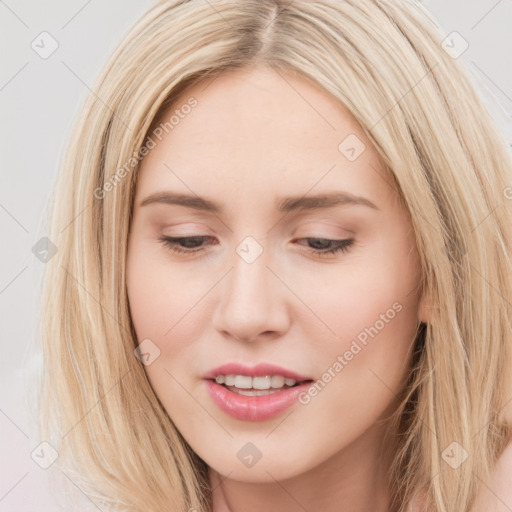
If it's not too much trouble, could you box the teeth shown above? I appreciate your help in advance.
[271,375,285,388]
[253,376,272,389]
[214,374,298,389]
[234,375,252,389]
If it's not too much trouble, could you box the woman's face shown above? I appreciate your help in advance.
[126,65,426,483]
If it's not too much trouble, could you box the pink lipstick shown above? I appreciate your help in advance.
[203,362,314,422]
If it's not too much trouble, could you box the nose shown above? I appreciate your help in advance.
[212,243,290,343]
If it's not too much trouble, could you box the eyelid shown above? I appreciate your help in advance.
[160,222,214,232]
[292,219,356,235]
[157,234,355,258]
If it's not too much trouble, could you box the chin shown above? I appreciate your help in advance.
[213,463,302,484]
[203,443,318,484]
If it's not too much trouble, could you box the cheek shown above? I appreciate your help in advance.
[288,286,419,455]
[126,245,213,401]
[126,243,205,341]
[126,251,205,412]
[295,247,421,400]
[294,253,419,342]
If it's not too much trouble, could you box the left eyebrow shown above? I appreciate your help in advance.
[276,191,379,212]
[138,190,380,213]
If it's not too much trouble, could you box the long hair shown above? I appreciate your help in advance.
[35,0,512,510]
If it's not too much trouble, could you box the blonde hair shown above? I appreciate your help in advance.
[36,0,512,510]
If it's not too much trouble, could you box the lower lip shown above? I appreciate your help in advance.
[204,379,312,421]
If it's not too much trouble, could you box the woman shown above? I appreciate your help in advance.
[37,0,512,510]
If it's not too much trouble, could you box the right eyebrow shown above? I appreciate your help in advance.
[139,191,221,213]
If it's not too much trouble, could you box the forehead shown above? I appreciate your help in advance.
[135,66,395,209]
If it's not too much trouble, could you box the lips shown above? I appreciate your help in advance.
[202,362,315,421]
[204,379,314,421]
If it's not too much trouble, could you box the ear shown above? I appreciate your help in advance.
[417,289,432,325]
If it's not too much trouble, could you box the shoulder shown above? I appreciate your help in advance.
[470,439,512,512]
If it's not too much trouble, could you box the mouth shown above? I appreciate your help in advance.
[202,363,315,421]
[204,374,315,421]
[208,374,314,396]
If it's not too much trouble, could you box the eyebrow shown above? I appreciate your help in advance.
[139,190,379,213]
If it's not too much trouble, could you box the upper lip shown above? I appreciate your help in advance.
[203,362,314,382]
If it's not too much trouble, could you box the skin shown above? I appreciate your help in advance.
[126,64,430,512]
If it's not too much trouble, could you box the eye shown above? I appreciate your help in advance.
[295,237,354,257]
[158,235,213,254]
[157,235,354,257]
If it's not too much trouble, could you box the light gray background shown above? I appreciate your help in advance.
[1,1,511,510]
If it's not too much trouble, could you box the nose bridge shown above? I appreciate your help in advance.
[226,236,273,317]
[212,235,288,341]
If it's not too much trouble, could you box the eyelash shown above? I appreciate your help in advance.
[157,235,354,258]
